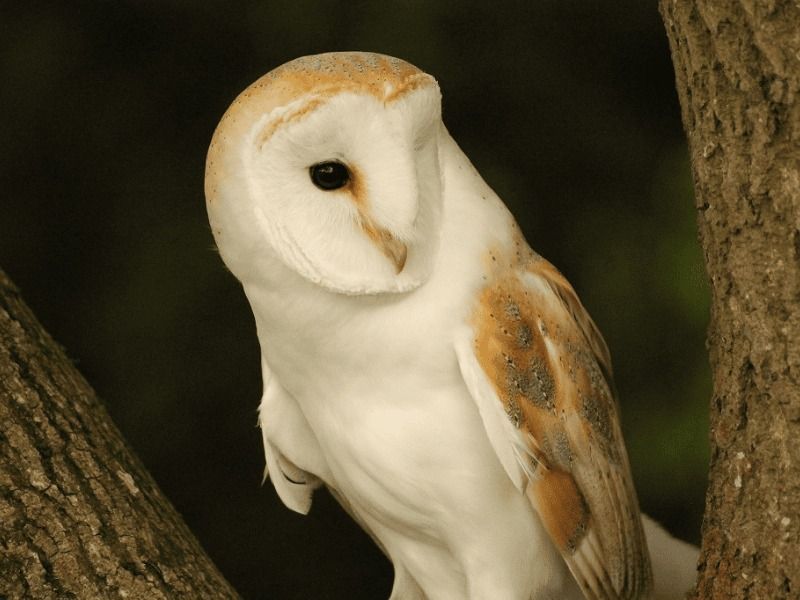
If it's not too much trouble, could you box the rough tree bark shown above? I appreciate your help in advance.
[0,268,240,599]
[659,1,800,598]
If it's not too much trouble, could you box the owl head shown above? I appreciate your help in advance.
[205,52,444,296]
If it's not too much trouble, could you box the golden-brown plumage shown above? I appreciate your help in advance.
[470,226,652,599]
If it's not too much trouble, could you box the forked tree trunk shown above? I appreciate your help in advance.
[659,1,800,598]
[0,269,239,599]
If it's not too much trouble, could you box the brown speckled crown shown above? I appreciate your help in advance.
[258,52,433,103]
[206,52,437,205]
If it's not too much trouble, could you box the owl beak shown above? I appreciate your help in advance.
[383,236,408,273]
[360,218,408,274]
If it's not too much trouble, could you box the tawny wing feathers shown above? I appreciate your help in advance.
[456,234,652,600]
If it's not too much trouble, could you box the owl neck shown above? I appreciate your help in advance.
[241,273,384,366]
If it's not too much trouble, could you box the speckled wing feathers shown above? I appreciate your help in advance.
[456,233,653,599]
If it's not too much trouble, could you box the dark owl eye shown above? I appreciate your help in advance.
[309,161,350,191]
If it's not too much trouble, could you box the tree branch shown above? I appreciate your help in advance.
[659,1,800,597]
[0,268,239,599]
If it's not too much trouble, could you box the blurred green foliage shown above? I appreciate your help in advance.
[1,2,708,598]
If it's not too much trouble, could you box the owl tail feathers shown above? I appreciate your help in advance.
[261,435,321,515]
[641,514,699,600]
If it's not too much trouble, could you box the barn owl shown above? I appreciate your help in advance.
[205,52,697,600]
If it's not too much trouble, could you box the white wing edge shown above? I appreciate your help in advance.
[454,325,527,492]
[258,419,315,515]
[258,360,321,515]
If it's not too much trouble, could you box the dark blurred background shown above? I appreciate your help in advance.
[1,2,709,598]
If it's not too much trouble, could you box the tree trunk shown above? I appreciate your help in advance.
[0,268,239,599]
[659,1,800,598]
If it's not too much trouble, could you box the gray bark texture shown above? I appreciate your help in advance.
[659,1,800,598]
[0,268,240,599]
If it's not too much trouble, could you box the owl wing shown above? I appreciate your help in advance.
[258,356,324,514]
[454,255,652,600]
